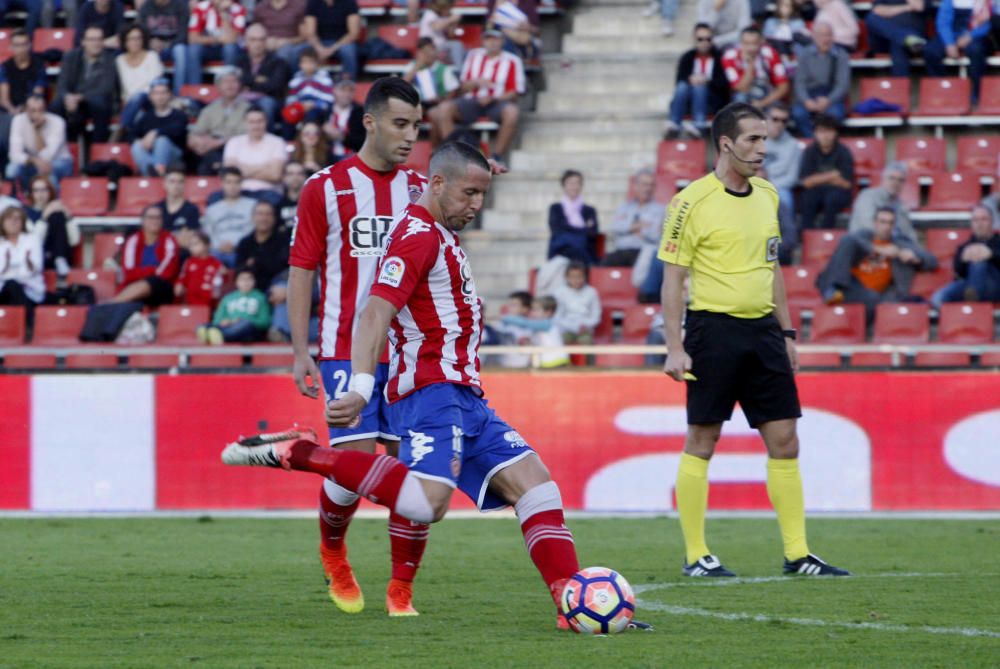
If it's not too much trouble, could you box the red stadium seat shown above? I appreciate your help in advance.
[894,137,946,178]
[60,177,109,217]
[128,353,180,369]
[251,351,294,368]
[912,77,971,117]
[404,141,432,175]
[856,77,911,116]
[621,304,659,343]
[909,270,952,301]
[31,306,88,345]
[938,302,994,343]
[188,353,245,368]
[800,229,845,267]
[91,232,126,268]
[980,351,1000,366]
[0,30,11,61]
[358,0,392,10]
[156,305,210,345]
[956,136,1000,179]
[809,304,865,344]
[925,228,967,265]
[973,77,1000,115]
[184,176,221,212]
[32,28,74,53]
[849,351,896,367]
[65,353,119,369]
[114,177,167,216]
[797,351,842,366]
[592,309,615,343]
[593,353,645,368]
[2,353,57,369]
[843,137,885,183]
[913,350,971,367]
[0,306,26,345]
[781,265,823,312]
[589,267,636,312]
[453,24,483,51]
[180,84,220,105]
[923,172,982,212]
[65,269,117,302]
[88,143,138,172]
[655,140,708,182]
[653,172,676,203]
[873,303,930,344]
[353,81,373,105]
[377,24,418,55]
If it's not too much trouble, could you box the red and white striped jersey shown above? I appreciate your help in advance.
[289,155,427,360]
[459,48,526,100]
[189,0,247,37]
[369,204,483,402]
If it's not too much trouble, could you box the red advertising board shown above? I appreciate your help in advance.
[0,376,31,508]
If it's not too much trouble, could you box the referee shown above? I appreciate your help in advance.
[658,102,849,578]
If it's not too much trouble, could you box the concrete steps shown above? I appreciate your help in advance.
[562,34,679,55]
[510,149,652,172]
[536,91,670,113]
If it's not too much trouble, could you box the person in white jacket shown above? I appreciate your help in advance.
[0,205,46,308]
[553,261,602,345]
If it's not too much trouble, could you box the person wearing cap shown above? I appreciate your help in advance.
[187,67,250,175]
[130,79,188,177]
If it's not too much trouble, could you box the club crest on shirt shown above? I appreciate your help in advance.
[378,256,406,287]
[766,235,780,262]
[409,185,423,203]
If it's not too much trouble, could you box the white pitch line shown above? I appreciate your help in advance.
[632,572,975,593]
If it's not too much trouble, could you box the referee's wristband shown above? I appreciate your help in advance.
[347,373,375,404]
[782,329,798,341]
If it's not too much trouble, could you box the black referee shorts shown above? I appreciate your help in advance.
[683,310,802,428]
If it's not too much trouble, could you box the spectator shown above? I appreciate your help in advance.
[697,0,752,48]
[924,0,992,107]
[76,0,125,50]
[266,268,320,342]
[761,102,802,263]
[26,176,78,278]
[813,0,858,51]
[816,206,937,321]
[932,205,1000,307]
[493,290,534,367]
[0,0,42,34]
[175,230,226,306]
[0,30,47,163]
[763,0,811,60]
[202,166,256,266]
[252,0,308,66]
[302,0,361,80]
[130,79,187,176]
[641,0,681,37]
[53,26,120,143]
[223,107,287,195]
[864,0,927,77]
[108,205,181,305]
[117,25,166,133]
[404,37,461,111]
[665,23,730,139]
[791,22,849,137]
[184,0,247,86]
[237,23,292,128]
[721,26,790,108]
[187,67,250,175]
[323,78,365,162]
[158,166,202,246]
[0,206,45,310]
[136,0,190,95]
[501,294,570,368]
[488,0,541,61]
[198,266,271,343]
[436,29,525,165]
[284,47,336,129]
[606,169,665,267]
[276,160,306,229]
[292,121,331,173]
[547,170,600,266]
[419,0,465,68]
[6,95,75,193]
[849,162,916,240]
[797,114,853,229]
[235,200,289,290]
[553,261,602,345]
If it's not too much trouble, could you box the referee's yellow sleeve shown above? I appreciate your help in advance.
[658,194,697,266]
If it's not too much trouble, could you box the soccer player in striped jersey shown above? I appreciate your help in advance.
[287,77,430,617]
[224,142,652,632]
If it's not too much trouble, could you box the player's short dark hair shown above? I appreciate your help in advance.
[565,260,588,278]
[561,169,583,186]
[429,140,491,180]
[508,290,532,309]
[711,102,766,152]
[364,76,421,116]
[813,114,839,132]
[741,26,762,38]
[417,36,435,50]
[535,295,557,313]
[874,206,896,221]
[693,22,713,34]
[299,46,319,62]
[220,166,243,180]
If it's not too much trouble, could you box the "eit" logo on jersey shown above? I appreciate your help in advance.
[349,216,395,257]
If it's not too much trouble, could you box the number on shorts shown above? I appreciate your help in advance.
[332,369,349,399]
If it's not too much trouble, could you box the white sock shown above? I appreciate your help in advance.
[394,474,435,524]
[322,478,359,506]
[514,481,563,523]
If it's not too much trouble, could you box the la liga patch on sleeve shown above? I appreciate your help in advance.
[378,256,406,287]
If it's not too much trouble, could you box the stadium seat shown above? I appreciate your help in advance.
[31,306,88,345]
[353,81,373,105]
[32,28,74,53]
[848,351,897,367]
[938,303,994,343]
[2,353,57,369]
[843,137,885,183]
[621,304,659,343]
[127,353,179,369]
[797,351,842,367]
[894,137,946,178]
[91,232,126,268]
[0,30,10,61]
[856,77,911,116]
[873,303,930,344]
[923,173,981,212]
[925,228,966,265]
[156,305,210,345]
[65,269,117,302]
[88,143,138,173]
[980,351,1000,366]
[592,309,615,343]
[781,265,823,312]
[114,177,167,216]
[65,353,119,369]
[405,141,432,175]
[800,229,845,267]
[912,77,971,117]
[956,136,1000,179]
[909,270,951,301]
[184,176,221,212]
[453,24,483,51]
[180,84,219,106]
[376,24,418,55]
[0,306,26,345]
[913,350,971,367]
[653,172,676,203]
[251,351,294,368]
[593,353,645,368]
[188,353,245,368]
[589,267,636,312]
[655,139,708,182]
[60,177,109,217]
[809,304,865,344]
[973,77,1000,115]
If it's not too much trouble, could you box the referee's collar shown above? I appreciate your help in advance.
[712,172,753,198]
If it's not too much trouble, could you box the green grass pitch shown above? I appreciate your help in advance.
[2,517,998,668]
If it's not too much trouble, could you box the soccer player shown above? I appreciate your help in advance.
[288,76,431,617]
[224,142,650,631]
[658,102,849,578]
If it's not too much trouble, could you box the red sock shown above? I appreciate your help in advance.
[288,442,408,510]
[388,512,429,582]
[318,484,360,551]
[520,509,580,595]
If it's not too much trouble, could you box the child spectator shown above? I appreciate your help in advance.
[501,294,569,368]
[419,0,465,67]
[198,266,271,343]
[285,47,335,127]
[493,290,534,367]
[404,37,461,109]
[762,0,810,61]
[107,205,180,306]
[553,261,602,345]
[175,231,226,307]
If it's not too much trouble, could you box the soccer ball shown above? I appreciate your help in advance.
[560,567,635,634]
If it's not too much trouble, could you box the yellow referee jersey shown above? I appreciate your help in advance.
[657,172,781,319]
